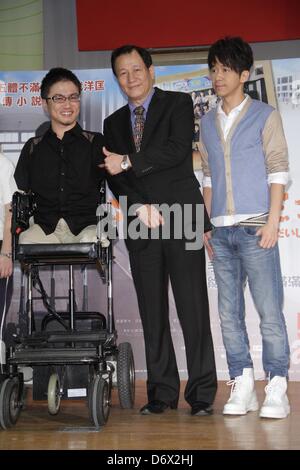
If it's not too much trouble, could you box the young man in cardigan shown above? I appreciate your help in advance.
[200,37,290,419]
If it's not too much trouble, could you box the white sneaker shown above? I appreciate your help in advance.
[259,376,290,419]
[223,368,259,415]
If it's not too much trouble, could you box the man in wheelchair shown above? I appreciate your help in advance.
[14,67,105,244]
[0,68,136,432]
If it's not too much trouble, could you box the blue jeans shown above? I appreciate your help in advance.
[209,225,290,379]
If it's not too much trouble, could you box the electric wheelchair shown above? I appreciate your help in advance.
[0,184,135,430]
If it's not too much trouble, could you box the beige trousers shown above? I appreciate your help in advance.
[19,218,97,244]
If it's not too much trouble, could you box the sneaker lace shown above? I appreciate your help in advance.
[226,379,240,397]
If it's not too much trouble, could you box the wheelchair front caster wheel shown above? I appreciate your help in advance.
[47,373,61,415]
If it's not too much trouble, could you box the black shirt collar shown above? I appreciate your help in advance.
[45,122,83,143]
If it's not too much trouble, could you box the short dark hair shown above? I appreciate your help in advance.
[208,37,253,75]
[40,67,82,99]
[111,45,152,76]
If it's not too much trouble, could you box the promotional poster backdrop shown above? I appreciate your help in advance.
[0,59,299,380]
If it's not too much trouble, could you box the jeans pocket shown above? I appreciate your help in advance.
[241,226,259,237]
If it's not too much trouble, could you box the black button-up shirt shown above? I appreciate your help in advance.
[15,123,105,235]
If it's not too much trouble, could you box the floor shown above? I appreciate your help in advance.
[0,380,299,451]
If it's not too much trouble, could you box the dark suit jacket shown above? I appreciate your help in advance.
[104,87,211,251]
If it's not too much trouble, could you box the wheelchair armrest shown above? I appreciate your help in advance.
[12,191,36,233]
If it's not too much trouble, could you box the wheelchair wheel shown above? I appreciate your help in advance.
[47,373,61,415]
[88,375,110,428]
[0,377,22,429]
[117,342,135,408]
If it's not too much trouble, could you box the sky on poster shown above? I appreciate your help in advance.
[155,64,207,77]
[270,58,300,78]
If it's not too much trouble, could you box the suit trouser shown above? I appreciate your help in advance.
[129,238,217,407]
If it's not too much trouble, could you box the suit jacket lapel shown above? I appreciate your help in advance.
[120,105,136,152]
[141,88,165,149]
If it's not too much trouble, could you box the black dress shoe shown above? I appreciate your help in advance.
[191,402,213,416]
[140,400,171,415]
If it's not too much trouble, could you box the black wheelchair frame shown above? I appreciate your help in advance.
[0,186,135,430]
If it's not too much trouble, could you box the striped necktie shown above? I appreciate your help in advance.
[133,106,145,152]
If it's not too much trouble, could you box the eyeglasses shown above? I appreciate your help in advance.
[46,93,81,103]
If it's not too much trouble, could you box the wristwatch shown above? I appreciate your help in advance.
[120,154,130,171]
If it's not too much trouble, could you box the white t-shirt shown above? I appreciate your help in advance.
[0,153,18,240]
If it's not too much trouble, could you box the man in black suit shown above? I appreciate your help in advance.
[103,45,217,416]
